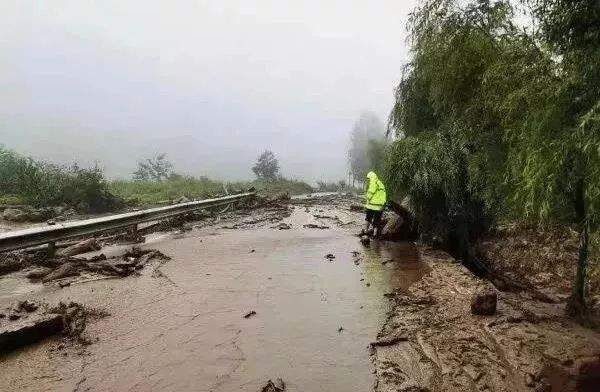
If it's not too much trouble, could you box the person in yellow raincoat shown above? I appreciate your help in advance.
[362,171,387,237]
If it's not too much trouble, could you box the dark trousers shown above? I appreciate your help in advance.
[365,209,383,227]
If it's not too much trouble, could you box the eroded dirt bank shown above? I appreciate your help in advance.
[373,246,600,392]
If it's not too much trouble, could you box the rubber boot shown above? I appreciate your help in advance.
[360,222,370,236]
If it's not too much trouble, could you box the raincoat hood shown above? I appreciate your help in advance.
[365,171,386,211]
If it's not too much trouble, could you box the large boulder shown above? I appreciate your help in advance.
[471,289,497,315]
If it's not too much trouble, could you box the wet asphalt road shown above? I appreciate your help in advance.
[0,204,425,391]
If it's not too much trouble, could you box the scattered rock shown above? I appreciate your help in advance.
[360,237,371,247]
[8,312,21,321]
[261,378,286,392]
[16,300,38,313]
[471,289,498,315]
[303,223,330,229]
[50,302,88,339]
[275,223,291,230]
[57,238,101,257]
[349,204,363,212]
[244,311,257,319]
[371,333,408,347]
[42,262,80,283]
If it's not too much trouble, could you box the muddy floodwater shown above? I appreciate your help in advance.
[0,205,427,391]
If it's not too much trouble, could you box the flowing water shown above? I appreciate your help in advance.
[0,205,427,391]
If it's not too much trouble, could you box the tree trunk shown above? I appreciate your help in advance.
[568,179,589,316]
[574,219,589,305]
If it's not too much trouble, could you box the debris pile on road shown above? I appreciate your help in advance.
[0,300,106,352]
[0,252,27,276]
[20,247,171,284]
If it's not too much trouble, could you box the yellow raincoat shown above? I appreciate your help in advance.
[365,171,386,211]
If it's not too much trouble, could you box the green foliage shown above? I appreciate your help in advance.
[0,146,120,212]
[252,150,280,180]
[385,0,600,309]
[110,176,313,205]
[133,153,174,181]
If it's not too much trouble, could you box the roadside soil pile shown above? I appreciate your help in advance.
[373,247,600,392]
[475,224,600,309]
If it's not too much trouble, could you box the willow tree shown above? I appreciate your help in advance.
[386,0,512,251]
[502,0,600,313]
[385,0,600,314]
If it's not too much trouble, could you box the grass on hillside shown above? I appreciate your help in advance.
[109,177,313,205]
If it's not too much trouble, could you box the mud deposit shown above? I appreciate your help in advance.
[0,197,427,391]
[374,247,600,392]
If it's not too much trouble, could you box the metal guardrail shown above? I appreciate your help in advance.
[0,192,255,253]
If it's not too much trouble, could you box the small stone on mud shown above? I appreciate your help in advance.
[366,283,371,287]
[244,311,257,319]
[471,289,498,315]
[303,223,330,229]
[17,300,38,313]
[260,378,286,392]
[338,326,344,333]
[325,253,335,261]
[371,333,408,347]
[8,312,21,321]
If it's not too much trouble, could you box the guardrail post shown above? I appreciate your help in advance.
[47,241,56,258]
[129,224,139,241]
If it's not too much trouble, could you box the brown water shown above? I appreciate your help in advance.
[0,206,427,391]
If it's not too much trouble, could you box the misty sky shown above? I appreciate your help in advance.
[0,0,417,182]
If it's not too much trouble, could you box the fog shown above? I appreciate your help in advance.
[0,0,416,182]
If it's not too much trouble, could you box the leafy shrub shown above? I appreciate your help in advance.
[0,147,121,212]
